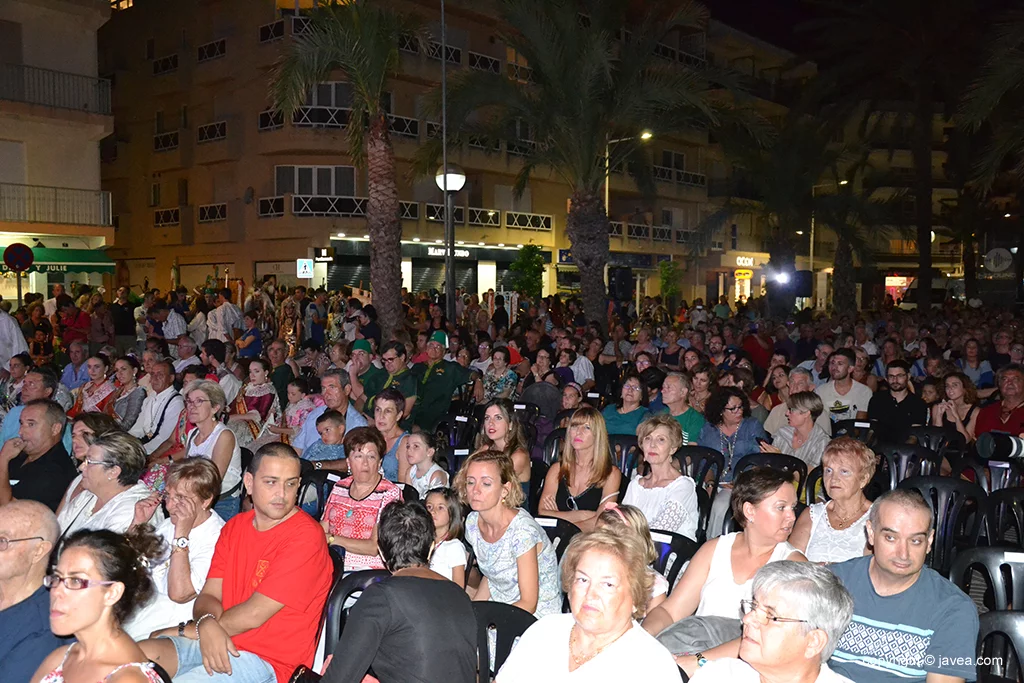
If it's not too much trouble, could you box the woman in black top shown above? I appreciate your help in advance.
[321,501,476,683]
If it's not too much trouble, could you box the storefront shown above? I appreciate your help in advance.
[556,250,671,300]
[0,247,115,301]
[703,252,769,304]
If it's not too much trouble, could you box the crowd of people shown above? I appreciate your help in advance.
[0,277,1009,683]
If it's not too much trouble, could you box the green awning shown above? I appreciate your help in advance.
[0,248,115,274]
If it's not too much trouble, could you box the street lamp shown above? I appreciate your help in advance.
[436,162,466,320]
[604,129,653,214]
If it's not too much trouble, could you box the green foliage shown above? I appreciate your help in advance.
[659,260,682,300]
[509,245,545,300]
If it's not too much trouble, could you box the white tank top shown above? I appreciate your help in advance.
[695,532,799,619]
[186,423,242,495]
[410,463,449,498]
[804,502,869,563]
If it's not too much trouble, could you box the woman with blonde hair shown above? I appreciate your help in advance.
[455,450,561,617]
[473,399,532,500]
[537,405,621,530]
[596,504,669,613]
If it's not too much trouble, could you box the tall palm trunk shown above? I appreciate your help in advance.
[832,236,856,316]
[365,114,402,338]
[567,190,609,331]
[912,92,935,309]
[962,232,977,300]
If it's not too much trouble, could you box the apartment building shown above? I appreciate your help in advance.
[99,0,724,298]
[0,0,114,301]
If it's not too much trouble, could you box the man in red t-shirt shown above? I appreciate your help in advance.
[742,321,774,371]
[976,364,1024,438]
[142,443,333,683]
[56,295,90,347]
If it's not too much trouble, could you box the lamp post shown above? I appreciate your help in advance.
[809,179,847,308]
[604,130,653,214]
[436,163,466,321]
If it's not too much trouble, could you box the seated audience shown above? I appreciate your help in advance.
[789,437,874,563]
[302,410,349,472]
[660,372,706,445]
[457,450,561,617]
[0,367,72,451]
[182,380,242,521]
[759,391,830,468]
[372,387,409,482]
[827,489,978,683]
[623,414,699,540]
[0,399,78,511]
[497,529,680,683]
[595,504,670,613]
[867,360,928,444]
[129,359,184,456]
[110,356,146,431]
[140,443,333,683]
[401,431,449,498]
[320,501,477,683]
[538,405,621,530]
[690,562,855,683]
[124,458,226,639]
[976,363,1024,437]
[321,426,402,571]
[473,399,532,499]
[425,486,468,585]
[601,372,649,435]
[643,469,805,669]
[66,354,116,417]
[0,501,63,683]
[56,431,154,535]
[764,368,832,437]
[32,527,166,683]
[932,371,979,443]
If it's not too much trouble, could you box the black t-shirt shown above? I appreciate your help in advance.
[491,307,509,333]
[867,391,929,445]
[109,301,136,335]
[9,442,78,512]
[989,351,1011,371]
[359,321,382,352]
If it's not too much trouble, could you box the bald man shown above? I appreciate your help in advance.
[0,500,64,682]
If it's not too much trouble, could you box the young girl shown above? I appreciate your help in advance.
[260,377,321,447]
[595,504,669,612]
[402,431,449,497]
[425,487,467,586]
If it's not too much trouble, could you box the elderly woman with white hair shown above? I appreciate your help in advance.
[689,561,855,682]
[758,391,831,469]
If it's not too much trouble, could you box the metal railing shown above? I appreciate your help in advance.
[197,121,227,144]
[258,110,284,131]
[0,63,111,115]
[259,20,284,43]
[292,105,350,129]
[153,131,179,152]
[426,41,461,65]
[468,51,501,74]
[387,114,419,139]
[197,203,227,223]
[197,39,226,63]
[426,203,466,224]
[609,221,624,237]
[257,196,284,217]
[0,183,112,226]
[505,211,552,231]
[468,207,501,227]
[293,195,366,217]
[399,201,419,220]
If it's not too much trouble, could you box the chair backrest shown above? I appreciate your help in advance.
[528,460,549,516]
[803,465,830,505]
[542,427,566,466]
[733,452,808,500]
[608,434,640,478]
[512,402,540,426]
[878,443,943,491]
[978,487,1024,547]
[649,529,699,589]
[323,569,390,654]
[950,546,1024,612]
[521,421,538,454]
[535,516,581,562]
[958,456,1024,494]
[830,419,876,443]
[695,486,712,544]
[555,408,577,428]
[473,601,537,683]
[447,447,472,478]
[402,483,419,502]
[441,412,480,452]
[898,475,987,576]
[977,611,1024,682]
[297,470,335,520]
[582,391,606,410]
[240,447,255,475]
[673,445,725,492]
[906,425,965,462]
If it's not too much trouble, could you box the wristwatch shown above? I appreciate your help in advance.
[314,461,323,471]
[173,536,190,550]
[178,621,188,637]
[695,653,708,668]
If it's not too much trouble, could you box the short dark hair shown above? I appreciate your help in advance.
[704,386,751,426]
[26,367,58,396]
[343,426,387,464]
[288,377,310,395]
[377,501,434,570]
[375,387,406,415]
[832,348,856,365]
[886,359,912,374]
[316,409,345,427]
[381,340,406,359]
[219,288,232,300]
[23,399,66,429]
[249,442,301,475]
[201,339,227,364]
[731,467,796,528]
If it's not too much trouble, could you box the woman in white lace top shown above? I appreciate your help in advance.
[789,437,875,563]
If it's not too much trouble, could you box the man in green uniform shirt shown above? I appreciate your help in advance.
[368,340,418,430]
[348,339,387,411]
[659,371,705,445]
[267,339,299,406]
[412,331,479,431]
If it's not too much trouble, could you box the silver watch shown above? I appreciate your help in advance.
[173,536,190,550]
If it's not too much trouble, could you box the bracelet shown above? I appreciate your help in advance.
[327,533,335,545]
[194,613,216,640]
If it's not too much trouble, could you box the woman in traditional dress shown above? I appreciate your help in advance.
[227,357,282,449]
[67,354,117,418]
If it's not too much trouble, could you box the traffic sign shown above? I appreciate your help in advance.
[3,243,33,272]
[296,258,314,279]
[984,248,1013,273]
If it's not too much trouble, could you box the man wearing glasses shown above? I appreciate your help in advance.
[0,500,64,683]
[868,360,928,444]
[689,562,855,682]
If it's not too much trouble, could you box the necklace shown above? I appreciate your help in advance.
[828,500,867,530]
[569,624,626,669]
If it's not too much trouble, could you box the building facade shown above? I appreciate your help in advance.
[0,0,114,302]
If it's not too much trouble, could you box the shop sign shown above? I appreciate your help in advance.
[428,246,471,258]
[734,269,753,280]
[296,258,314,278]
[885,276,908,287]
[736,256,755,267]
[313,247,335,263]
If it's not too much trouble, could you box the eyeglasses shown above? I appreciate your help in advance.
[83,458,111,468]
[184,398,210,408]
[886,373,908,381]
[44,573,118,591]
[382,355,400,364]
[623,385,641,392]
[0,536,43,552]
[740,599,807,625]
[724,405,744,412]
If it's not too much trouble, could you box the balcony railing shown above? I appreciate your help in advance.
[468,51,501,74]
[197,39,226,63]
[259,20,285,43]
[258,109,284,131]
[627,223,650,240]
[387,114,419,139]
[153,131,179,152]
[426,203,466,224]
[292,105,350,129]
[197,121,227,144]
[0,63,111,115]
[152,54,178,76]
[257,196,284,217]
[293,195,366,217]
[609,221,624,237]
[154,208,180,227]
[506,211,552,231]
[0,183,112,226]
[426,42,461,65]
[399,201,419,220]
[468,207,501,227]
[197,203,227,223]
[652,226,672,242]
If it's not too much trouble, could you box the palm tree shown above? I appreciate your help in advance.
[270,1,422,339]
[413,0,751,330]
[802,0,987,309]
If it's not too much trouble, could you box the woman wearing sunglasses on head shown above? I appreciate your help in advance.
[31,527,166,683]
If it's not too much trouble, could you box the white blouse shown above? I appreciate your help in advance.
[622,473,699,541]
[804,502,869,564]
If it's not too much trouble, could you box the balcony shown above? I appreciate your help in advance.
[0,63,111,115]
[0,183,112,227]
[197,203,227,223]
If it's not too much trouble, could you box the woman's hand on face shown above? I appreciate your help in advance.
[132,493,161,528]
[759,441,780,453]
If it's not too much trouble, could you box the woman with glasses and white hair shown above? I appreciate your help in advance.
[689,561,855,682]
[758,391,831,469]
[182,380,242,521]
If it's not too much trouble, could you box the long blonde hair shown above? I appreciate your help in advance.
[559,405,614,488]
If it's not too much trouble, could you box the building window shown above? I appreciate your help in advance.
[731,224,738,250]
[661,150,686,171]
[306,81,353,108]
[180,105,188,130]
[149,182,160,207]
[146,38,155,60]
[154,110,164,134]
[275,165,356,196]
[177,178,188,206]
[661,209,673,226]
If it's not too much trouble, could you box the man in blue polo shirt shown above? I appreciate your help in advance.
[828,489,977,683]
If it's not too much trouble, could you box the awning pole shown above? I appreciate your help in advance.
[16,271,23,310]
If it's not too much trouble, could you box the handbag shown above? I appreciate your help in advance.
[288,666,321,683]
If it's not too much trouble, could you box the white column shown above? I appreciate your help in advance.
[478,260,496,297]
[543,263,558,297]
[313,263,328,289]
[401,258,413,291]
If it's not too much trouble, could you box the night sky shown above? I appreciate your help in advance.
[705,0,812,53]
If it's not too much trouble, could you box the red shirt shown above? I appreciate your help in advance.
[976,402,1024,439]
[207,509,332,683]
[742,334,773,370]
[61,310,91,345]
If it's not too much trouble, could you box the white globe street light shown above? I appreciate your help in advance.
[436,163,466,319]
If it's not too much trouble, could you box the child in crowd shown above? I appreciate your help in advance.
[425,487,467,586]
[30,328,54,366]
[259,377,321,448]
[236,310,262,359]
[596,504,669,612]
[301,409,347,463]
[402,431,449,497]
